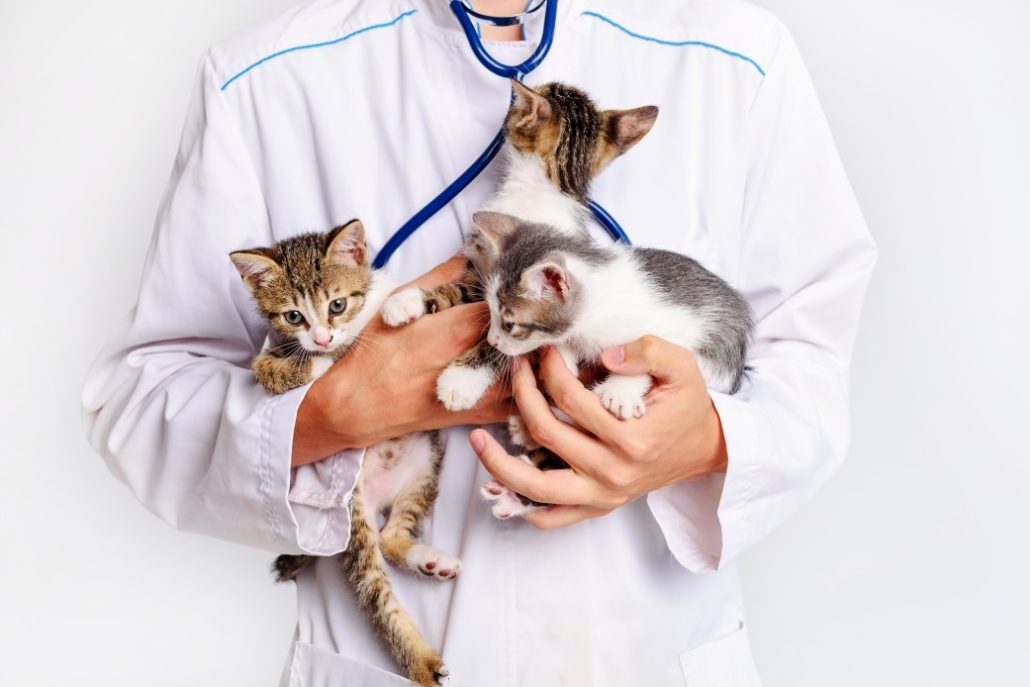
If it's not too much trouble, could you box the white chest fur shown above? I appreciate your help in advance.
[483,147,587,234]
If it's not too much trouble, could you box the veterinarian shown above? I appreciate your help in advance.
[82,0,875,684]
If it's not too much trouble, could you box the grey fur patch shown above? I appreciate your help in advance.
[493,222,613,294]
[633,248,753,393]
[486,216,753,394]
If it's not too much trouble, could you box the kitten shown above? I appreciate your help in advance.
[230,221,456,687]
[465,211,754,519]
[381,81,658,411]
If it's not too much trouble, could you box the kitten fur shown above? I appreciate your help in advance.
[230,222,456,687]
[470,211,754,519]
[380,80,659,410]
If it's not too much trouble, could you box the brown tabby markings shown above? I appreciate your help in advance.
[232,223,450,687]
[341,433,448,686]
[418,81,658,334]
[231,221,370,392]
[505,81,659,203]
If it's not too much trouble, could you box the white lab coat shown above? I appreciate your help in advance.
[82,0,875,684]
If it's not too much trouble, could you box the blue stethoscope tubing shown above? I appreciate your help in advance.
[372,0,630,270]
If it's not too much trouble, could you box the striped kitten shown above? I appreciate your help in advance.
[467,211,754,519]
[381,81,658,410]
[230,221,455,687]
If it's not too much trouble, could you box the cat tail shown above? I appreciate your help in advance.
[343,488,447,687]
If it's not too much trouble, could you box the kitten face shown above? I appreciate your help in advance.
[505,81,659,202]
[230,220,371,355]
[485,269,576,357]
[470,212,612,357]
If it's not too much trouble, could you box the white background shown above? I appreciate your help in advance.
[1,1,1028,685]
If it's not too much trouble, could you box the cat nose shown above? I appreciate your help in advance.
[487,334,498,347]
[314,333,334,347]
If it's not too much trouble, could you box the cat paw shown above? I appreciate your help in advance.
[381,287,425,327]
[410,652,448,687]
[436,365,493,411]
[507,414,539,449]
[481,480,539,520]
[592,375,652,420]
[406,544,462,581]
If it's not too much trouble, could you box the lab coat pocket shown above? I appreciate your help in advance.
[285,641,412,687]
[678,622,762,687]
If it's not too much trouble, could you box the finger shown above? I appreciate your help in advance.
[601,335,698,383]
[537,347,623,442]
[523,504,610,530]
[469,430,605,507]
[510,357,617,477]
[406,254,469,292]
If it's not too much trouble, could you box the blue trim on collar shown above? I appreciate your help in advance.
[581,10,765,76]
[220,9,418,91]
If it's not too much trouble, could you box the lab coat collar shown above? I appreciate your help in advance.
[407,0,581,43]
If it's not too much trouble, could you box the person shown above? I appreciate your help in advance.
[82,0,876,684]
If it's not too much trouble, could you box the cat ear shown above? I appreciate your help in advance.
[468,211,520,264]
[509,80,552,131]
[522,261,570,301]
[604,105,659,155]
[230,250,280,293]
[326,219,367,267]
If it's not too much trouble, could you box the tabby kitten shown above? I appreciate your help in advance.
[230,221,456,687]
[381,80,658,411]
[465,211,754,519]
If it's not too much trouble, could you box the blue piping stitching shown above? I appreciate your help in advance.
[581,11,765,76]
[220,9,418,91]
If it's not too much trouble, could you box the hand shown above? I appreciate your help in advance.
[292,256,513,466]
[469,336,728,529]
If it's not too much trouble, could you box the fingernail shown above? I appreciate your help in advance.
[512,357,526,373]
[469,430,486,453]
[605,346,625,366]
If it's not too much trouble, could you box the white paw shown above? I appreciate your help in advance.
[592,375,652,420]
[381,287,425,327]
[507,415,539,449]
[405,544,462,580]
[436,365,494,411]
[481,480,540,520]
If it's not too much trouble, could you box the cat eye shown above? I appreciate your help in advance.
[328,298,347,315]
[283,311,305,326]
[502,321,515,333]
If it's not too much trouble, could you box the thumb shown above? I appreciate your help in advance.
[407,253,468,292]
[600,335,697,382]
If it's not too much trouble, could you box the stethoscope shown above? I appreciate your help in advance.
[372,0,630,269]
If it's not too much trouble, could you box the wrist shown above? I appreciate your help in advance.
[291,373,353,467]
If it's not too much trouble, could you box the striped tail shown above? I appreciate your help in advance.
[342,489,448,687]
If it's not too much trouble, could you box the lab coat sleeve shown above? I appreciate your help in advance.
[647,27,877,573]
[81,54,360,556]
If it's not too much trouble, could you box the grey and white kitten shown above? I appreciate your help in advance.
[464,211,754,519]
[381,81,659,409]
[230,221,455,687]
